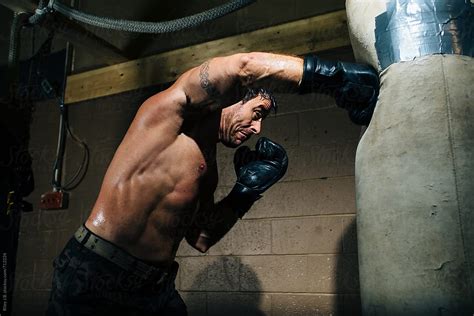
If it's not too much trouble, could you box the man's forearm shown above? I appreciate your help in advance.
[238,52,304,92]
[187,198,240,253]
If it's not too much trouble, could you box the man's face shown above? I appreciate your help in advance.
[219,95,272,148]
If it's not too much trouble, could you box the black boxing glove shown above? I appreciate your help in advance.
[224,137,288,218]
[299,54,380,125]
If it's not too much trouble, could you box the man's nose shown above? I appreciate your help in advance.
[251,120,262,135]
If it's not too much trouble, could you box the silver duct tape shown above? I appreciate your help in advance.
[375,0,474,70]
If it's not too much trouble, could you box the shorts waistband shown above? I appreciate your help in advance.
[74,225,177,283]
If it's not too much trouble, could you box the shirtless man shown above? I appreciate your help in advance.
[47,52,378,315]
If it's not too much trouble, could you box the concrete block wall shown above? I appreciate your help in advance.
[175,91,362,315]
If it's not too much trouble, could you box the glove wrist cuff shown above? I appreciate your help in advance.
[299,54,340,95]
[299,54,318,94]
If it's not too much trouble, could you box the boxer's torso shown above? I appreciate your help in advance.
[85,94,219,267]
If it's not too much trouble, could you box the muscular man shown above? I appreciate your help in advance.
[47,52,378,315]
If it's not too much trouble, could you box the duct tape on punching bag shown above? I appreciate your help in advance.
[375,0,474,70]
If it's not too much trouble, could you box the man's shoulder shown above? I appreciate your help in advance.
[134,88,187,129]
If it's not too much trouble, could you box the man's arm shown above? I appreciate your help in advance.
[185,137,288,253]
[174,52,304,110]
[172,52,379,124]
[185,197,240,253]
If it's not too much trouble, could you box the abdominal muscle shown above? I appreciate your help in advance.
[85,132,207,267]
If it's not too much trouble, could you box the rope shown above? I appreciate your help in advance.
[8,12,30,68]
[29,0,256,33]
[28,0,49,25]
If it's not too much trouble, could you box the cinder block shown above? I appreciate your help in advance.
[79,95,137,131]
[87,137,121,170]
[14,262,35,293]
[16,230,58,261]
[207,292,271,316]
[29,129,58,152]
[180,291,207,316]
[271,216,344,254]
[231,220,272,255]
[29,143,57,178]
[33,259,54,290]
[244,177,356,219]
[38,207,82,232]
[29,144,57,179]
[19,211,40,232]
[255,113,299,149]
[342,216,358,254]
[206,230,234,256]
[286,141,358,181]
[239,255,338,293]
[65,191,96,226]
[299,108,361,146]
[271,293,342,316]
[70,166,105,197]
[178,256,240,292]
[284,145,338,181]
[30,100,57,123]
[274,93,337,115]
[335,141,358,176]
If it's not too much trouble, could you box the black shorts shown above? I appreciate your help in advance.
[46,234,187,316]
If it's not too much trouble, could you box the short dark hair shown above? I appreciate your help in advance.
[241,87,277,114]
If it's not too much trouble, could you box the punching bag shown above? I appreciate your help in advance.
[346,0,474,314]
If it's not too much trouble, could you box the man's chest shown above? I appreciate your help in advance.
[167,133,218,193]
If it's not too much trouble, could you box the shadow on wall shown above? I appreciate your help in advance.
[180,217,361,315]
[336,217,361,316]
[183,257,265,316]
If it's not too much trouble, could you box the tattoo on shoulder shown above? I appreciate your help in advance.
[199,61,220,99]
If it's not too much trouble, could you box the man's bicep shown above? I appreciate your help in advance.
[175,54,244,107]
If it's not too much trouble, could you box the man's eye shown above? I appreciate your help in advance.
[254,111,262,120]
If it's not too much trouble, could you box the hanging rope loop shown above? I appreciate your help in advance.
[28,0,256,33]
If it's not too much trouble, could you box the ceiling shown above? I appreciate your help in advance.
[0,0,346,70]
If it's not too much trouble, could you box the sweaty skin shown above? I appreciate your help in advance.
[85,53,303,267]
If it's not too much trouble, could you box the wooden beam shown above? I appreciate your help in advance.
[0,0,129,65]
[65,9,350,104]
